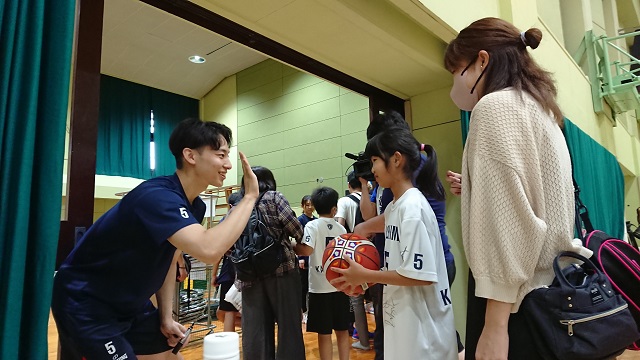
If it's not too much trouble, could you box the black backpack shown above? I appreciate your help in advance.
[585,230,640,351]
[229,192,283,281]
[344,193,364,233]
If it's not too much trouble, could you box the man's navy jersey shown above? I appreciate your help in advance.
[53,174,205,317]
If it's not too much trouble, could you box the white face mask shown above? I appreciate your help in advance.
[450,71,479,111]
[449,58,487,111]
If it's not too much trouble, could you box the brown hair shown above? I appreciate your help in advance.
[444,17,563,125]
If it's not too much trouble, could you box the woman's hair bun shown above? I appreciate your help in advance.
[522,28,543,49]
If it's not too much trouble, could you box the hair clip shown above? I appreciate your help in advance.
[520,32,527,46]
[420,144,426,151]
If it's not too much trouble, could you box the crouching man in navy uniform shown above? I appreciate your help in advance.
[51,118,259,359]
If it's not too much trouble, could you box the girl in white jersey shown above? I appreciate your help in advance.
[331,126,457,360]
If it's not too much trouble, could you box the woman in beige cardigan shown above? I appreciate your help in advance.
[444,17,591,360]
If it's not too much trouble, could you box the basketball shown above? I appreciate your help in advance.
[322,233,380,292]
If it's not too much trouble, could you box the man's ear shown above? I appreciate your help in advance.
[182,148,197,165]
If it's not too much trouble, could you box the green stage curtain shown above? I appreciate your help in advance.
[461,110,470,146]
[97,75,152,179]
[563,119,625,239]
[150,88,199,177]
[0,1,75,359]
[459,112,624,239]
[97,75,198,179]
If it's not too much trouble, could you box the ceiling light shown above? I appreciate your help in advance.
[188,55,206,64]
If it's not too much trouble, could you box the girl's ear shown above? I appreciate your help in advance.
[393,151,403,167]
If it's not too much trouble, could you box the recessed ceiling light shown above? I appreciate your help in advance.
[188,55,206,64]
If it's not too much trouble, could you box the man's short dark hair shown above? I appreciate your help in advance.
[311,187,339,215]
[169,118,232,169]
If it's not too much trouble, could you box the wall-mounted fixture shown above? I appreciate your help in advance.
[574,30,640,123]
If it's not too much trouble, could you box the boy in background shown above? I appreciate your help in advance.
[295,187,350,360]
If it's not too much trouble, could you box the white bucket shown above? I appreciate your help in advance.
[203,332,240,360]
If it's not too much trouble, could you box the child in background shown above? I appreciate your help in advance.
[297,195,316,321]
[331,126,457,359]
[212,191,243,332]
[295,187,350,360]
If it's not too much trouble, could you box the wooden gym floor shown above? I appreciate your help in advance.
[48,311,378,360]
[48,311,640,359]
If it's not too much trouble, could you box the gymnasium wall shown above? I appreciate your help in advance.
[232,59,370,211]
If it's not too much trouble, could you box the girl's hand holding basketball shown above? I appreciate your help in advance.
[330,256,368,295]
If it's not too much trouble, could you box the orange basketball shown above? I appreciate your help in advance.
[322,233,381,292]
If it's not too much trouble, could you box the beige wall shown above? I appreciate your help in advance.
[93,198,120,222]
[230,59,370,213]
[201,75,240,188]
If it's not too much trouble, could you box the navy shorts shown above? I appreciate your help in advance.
[52,301,173,359]
[306,292,351,335]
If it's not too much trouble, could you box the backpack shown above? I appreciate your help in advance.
[344,193,364,233]
[585,230,640,350]
[229,192,283,281]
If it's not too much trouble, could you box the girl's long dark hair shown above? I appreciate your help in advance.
[365,126,445,200]
[241,166,276,195]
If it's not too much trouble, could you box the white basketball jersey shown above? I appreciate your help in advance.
[301,217,347,293]
[382,188,457,359]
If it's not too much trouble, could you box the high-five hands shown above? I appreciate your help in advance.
[239,151,258,200]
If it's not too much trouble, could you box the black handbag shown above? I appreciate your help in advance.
[521,251,640,360]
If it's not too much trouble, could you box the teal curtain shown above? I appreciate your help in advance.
[97,75,198,179]
[460,110,470,146]
[563,119,625,239]
[459,112,624,238]
[97,75,151,179]
[0,0,75,359]
[150,88,199,176]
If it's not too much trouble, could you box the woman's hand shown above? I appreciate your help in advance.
[446,170,462,196]
[476,299,512,360]
[476,323,509,360]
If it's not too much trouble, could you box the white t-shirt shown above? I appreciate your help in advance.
[300,217,347,293]
[382,187,457,360]
[335,192,361,231]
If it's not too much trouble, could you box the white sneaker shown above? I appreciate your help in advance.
[352,341,370,350]
[302,313,308,324]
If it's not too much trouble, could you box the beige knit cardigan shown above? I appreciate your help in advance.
[461,88,591,312]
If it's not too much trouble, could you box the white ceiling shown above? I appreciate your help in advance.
[102,0,452,101]
[191,0,453,99]
[101,0,267,99]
